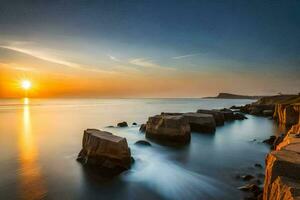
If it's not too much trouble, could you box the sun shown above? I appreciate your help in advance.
[21,80,32,90]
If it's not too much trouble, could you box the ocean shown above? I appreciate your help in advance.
[0,98,281,199]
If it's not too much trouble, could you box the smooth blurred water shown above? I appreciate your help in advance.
[0,98,283,200]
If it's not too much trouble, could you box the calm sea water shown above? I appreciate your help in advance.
[0,98,283,200]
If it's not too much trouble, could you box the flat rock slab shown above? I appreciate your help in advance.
[183,112,216,133]
[146,115,191,145]
[77,129,131,176]
[196,109,225,126]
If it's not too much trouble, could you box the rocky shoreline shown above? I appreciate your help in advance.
[236,95,300,200]
[76,94,300,199]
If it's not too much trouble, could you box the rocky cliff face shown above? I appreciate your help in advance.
[263,121,300,200]
[273,104,300,126]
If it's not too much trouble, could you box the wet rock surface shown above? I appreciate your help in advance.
[77,129,131,176]
[145,114,191,145]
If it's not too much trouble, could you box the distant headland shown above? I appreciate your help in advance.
[203,93,267,99]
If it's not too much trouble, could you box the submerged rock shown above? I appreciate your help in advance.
[182,112,216,133]
[139,124,146,132]
[77,129,131,176]
[263,136,277,145]
[134,140,151,146]
[117,121,128,127]
[196,109,225,126]
[145,114,191,145]
[233,113,248,120]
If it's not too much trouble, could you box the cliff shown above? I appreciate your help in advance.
[263,105,300,200]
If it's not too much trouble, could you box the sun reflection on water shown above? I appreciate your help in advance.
[18,98,47,199]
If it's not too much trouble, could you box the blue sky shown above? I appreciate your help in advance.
[0,0,299,97]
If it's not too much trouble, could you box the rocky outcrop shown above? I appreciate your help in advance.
[77,129,131,176]
[139,124,146,132]
[263,123,300,200]
[273,104,300,126]
[145,114,191,145]
[182,112,216,133]
[196,109,225,126]
[117,121,128,127]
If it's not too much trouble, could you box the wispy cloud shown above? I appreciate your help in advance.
[129,58,175,71]
[172,53,199,59]
[0,45,81,68]
[0,45,115,74]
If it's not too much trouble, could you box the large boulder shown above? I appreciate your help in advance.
[182,112,216,133]
[77,129,131,176]
[196,109,225,126]
[145,115,191,145]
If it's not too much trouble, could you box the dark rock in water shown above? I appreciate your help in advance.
[183,112,216,133]
[234,113,248,120]
[145,114,191,145]
[139,124,146,132]
[230,105,244,110]
[77,129,131,176]
[219,108,235,121]
[254,163,263,168]
[106,125,114,128]
[132,122,137,126]
[238,183,260,194]
[117,121,128,127]
[135,140,151,146]
[263,136,277,145]
[242,175,255,181]
[196,109,225,126]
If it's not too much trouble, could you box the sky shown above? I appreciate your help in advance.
[0,0,299,98]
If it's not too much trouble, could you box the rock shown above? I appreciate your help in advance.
[262,110,274,117]
[139,124,146,132]
[238,183,260,194]
[265,176,300,200]
[132,122,137,126]
[254,163,263,168]
[233,113,248,120]
[145,114,191,145]
[196,109,225,126]
[242,175,255,181]
[263,136,277,145]
[182,112,216,133]
[273,104,300,126]
[77,129,131,176]
[117,121,128,127]
[272,134,285,150]
[134,140,151,146]
[263,148,300,199]
[106,125,114,128]
[219,108,235,121]
[230,105,243,110]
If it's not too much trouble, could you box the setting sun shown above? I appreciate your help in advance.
[21,80,32,90]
